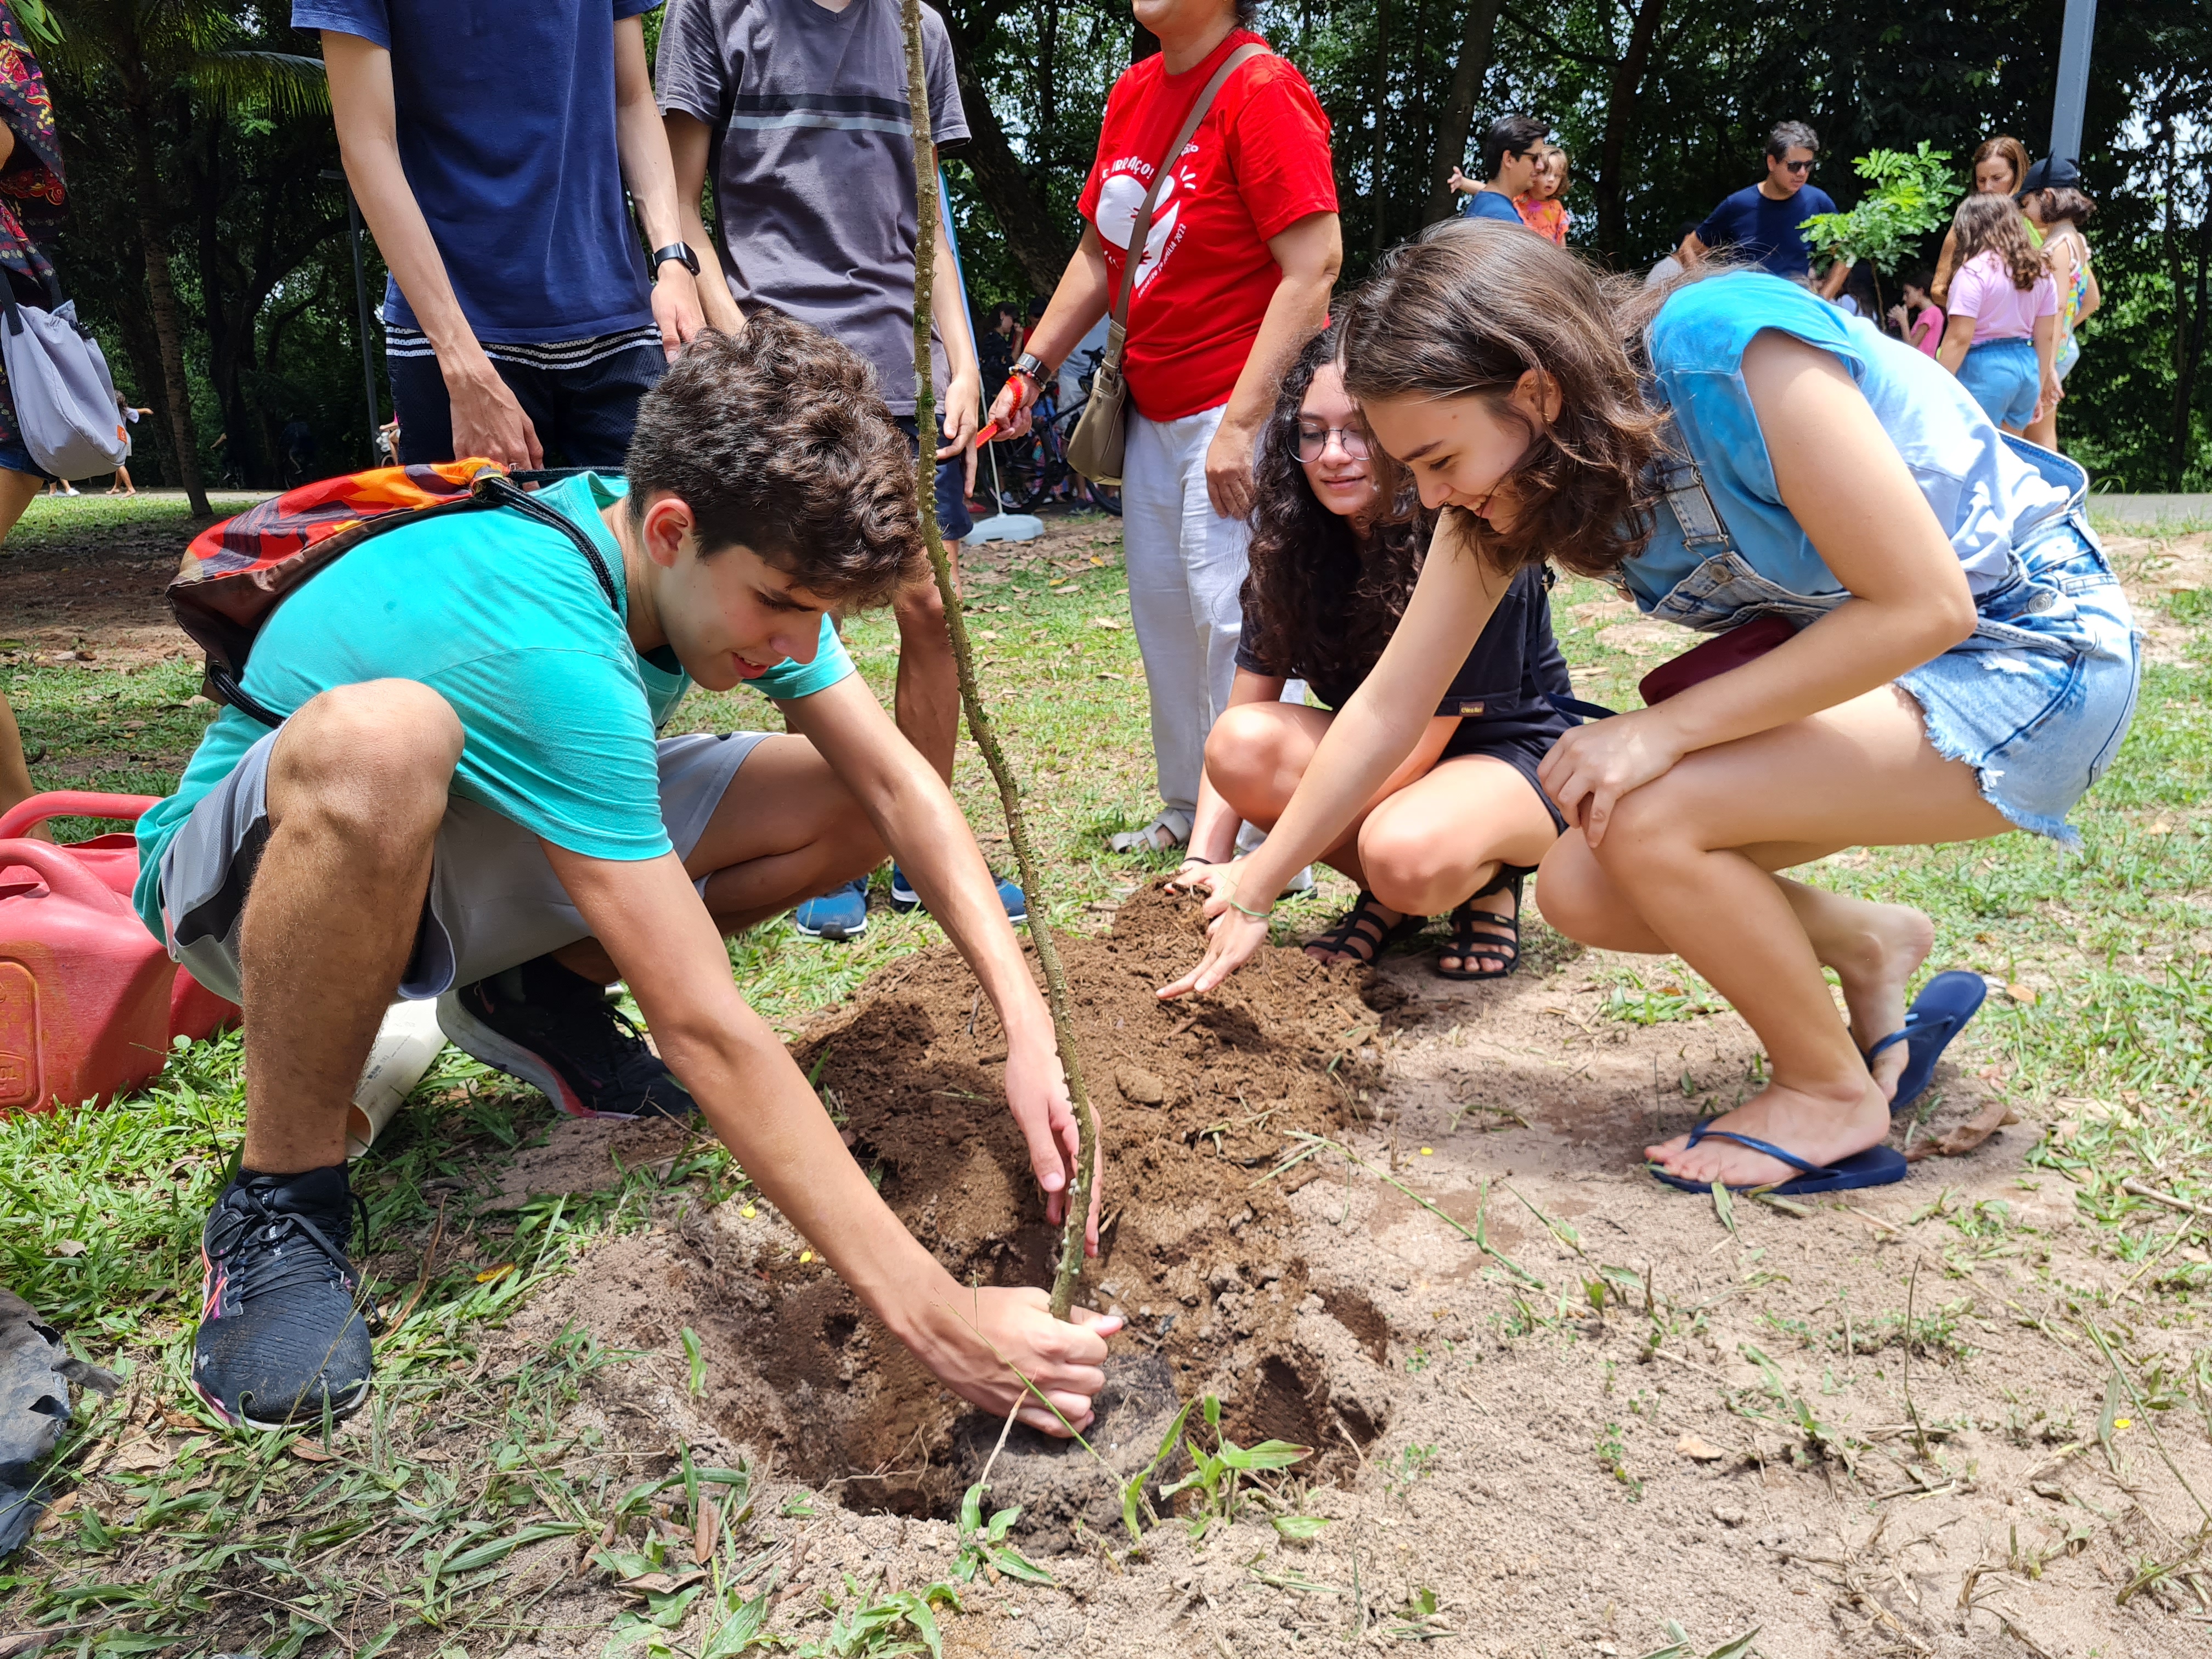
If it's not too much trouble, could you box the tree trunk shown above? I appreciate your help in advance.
[1594,0,1668,265]
[1037,0,1059,152]
[1424,0,1503,227]
[1369,0,1392,258]
[948,53,1075,296]
[126,102,210,514]
[2170,191,2211,490]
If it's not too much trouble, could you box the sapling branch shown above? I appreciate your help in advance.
[900,0,1098,1322]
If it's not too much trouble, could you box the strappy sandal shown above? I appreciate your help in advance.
[1305,891,1424,966]
[1436,865,1533,981]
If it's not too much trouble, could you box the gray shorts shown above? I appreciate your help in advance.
[156,729,772,1005]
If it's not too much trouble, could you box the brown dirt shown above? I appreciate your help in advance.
[497,879,2212,1656]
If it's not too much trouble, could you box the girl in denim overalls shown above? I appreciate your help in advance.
[1162,227,2140,1198]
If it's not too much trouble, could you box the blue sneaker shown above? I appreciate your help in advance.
[888,865,1026,925]
[793,877,870,940]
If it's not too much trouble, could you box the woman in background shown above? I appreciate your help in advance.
[1931,135,2035,305]
[2022,166,2099,450]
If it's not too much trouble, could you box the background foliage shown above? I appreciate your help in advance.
[37,0,2212,493]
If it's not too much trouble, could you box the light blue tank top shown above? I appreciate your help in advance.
[1619,273,2073,614]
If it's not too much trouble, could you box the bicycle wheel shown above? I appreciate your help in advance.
[1051,405,1120,515]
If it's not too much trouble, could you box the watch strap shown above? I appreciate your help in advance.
[651,242,699,277]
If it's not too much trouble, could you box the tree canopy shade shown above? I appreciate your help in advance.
[36,0,2212,494]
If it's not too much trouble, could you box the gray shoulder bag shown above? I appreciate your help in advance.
[1064,42,1267,487]
[1,275,127,482]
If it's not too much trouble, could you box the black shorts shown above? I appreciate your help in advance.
[388,327,667,469]
[1439,723,1570,834]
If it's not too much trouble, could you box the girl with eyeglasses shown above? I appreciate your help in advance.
[1170,324,1573,979]
[1163,224,2136,1200]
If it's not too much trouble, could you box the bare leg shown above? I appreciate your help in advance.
[240,681,464,1174]
[0,470,50,830]
[1358,754,1560,974]
[1539,686,2009,1187]
[551,733,889,985]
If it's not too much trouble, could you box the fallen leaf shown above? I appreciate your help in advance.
[618,1570,704,1596]
[49,1239,86,1257]
[1904,1094,2015,1163]
[109,1437,170,1473]
[32,1491,81,1533]
[2005,983,2038,1005]
[289,1442,336,1464]
[475,1263,514,1284]
[976,629,1000,641]
[157,1408,199,1431]
[1676,1434,1726,1462]
[1090,616,1124,630]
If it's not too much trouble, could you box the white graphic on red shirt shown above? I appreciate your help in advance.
[1096,163,1190,292]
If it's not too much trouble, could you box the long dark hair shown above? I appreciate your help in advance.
[1240,324,1430,693]
[1338,219,1669,580]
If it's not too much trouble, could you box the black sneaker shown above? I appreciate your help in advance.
[193,1166,373,1429]
[436,954,697,1119]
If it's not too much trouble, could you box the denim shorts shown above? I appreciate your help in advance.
[1895,514,2141,845]
[1956,338,2040,429]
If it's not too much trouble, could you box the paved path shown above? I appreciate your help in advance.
[2089,494,2212,527]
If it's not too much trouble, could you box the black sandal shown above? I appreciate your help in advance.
[1437,865,1533,981]
[1305,891,1424,966]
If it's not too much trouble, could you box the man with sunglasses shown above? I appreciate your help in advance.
[1447,114,1549,226]
[1678,121,1840,286]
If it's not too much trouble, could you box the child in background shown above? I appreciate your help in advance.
[1516,146,1570,246]
[1937,194,2058,436]
[1886,270,1944,359]
[2022,168,2100,450]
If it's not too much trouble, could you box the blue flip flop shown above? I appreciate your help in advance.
[1864,969,1988,1116]
[1649,1120,1908,1197]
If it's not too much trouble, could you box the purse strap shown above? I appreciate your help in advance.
[1103,42,1268,342]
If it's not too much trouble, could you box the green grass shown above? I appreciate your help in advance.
[6,499,2212,1652]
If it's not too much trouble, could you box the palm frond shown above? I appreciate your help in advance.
[184,48,328,117]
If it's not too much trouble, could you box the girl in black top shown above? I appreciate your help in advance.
[1174,326,1573,978]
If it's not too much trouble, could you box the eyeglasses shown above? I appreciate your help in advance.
[1296,425,1370,462]
[1781,159,1814,174]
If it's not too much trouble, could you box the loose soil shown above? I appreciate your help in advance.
[494,876,2212,1657]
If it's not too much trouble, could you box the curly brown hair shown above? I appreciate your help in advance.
[1239,324,1430,700]
[1951,192,2045,292]
[625,313,925,611]
[1336,219,1669,582]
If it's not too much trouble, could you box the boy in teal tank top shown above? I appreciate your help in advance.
[148,315,1118,1436]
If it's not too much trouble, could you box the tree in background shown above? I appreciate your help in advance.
[1798,143,1961,323]
[44,2,324,512]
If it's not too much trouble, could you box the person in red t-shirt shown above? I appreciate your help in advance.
[988,0,1340,855]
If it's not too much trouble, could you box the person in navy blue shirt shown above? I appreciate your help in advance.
[1447,114,1548,227]
[302,2,709,469]
[1679,121,1844,293]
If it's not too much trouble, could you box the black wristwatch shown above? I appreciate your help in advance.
[652,242,700,279]
[1009,351,1053,400]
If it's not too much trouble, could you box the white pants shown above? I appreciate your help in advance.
[1123,403,1288,816]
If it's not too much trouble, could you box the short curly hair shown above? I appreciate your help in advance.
[624,313,926,611]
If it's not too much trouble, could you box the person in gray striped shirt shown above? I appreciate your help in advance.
[661,0,1017,942]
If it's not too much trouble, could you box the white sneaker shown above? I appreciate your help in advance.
[1108,809,1193,855]
[1284,865,1316,895]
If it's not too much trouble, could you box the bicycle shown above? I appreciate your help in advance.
[985,349,1120,516]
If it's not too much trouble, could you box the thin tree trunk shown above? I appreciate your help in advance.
[1594,0,1667,264]
[902,0,1098,1323]
[1369,0,1391,258]
[1037,0,1059,155]
[947,52,1074,295]
[1424,0,1503,227]
[126,93,210,514]
[2171,193,2211,489]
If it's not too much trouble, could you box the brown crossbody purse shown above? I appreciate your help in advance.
[1064,42,1268,487]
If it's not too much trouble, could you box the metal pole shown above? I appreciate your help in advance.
[2049,0,2098,167]
[323,168,383,465]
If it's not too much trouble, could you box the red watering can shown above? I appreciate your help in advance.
[0,792,240,1117]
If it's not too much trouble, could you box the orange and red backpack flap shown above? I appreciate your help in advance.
[166,459,505,699]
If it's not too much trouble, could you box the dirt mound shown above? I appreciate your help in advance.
[667,884,1392,1542]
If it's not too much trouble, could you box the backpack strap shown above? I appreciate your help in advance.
[219,473,627,728]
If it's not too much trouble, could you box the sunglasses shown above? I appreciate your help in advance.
[1296,425,1371,462]
[1781,159,1814,174]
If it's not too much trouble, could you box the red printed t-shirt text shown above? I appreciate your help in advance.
[1076,31,1335,425]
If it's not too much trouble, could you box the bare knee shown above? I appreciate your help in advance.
[1358,814,1464,916]
[270,680,462,843]
[1205,706,1297,822]
[1533,836,1661,951]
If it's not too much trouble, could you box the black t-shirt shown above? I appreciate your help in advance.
[1235,562,1575,751]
